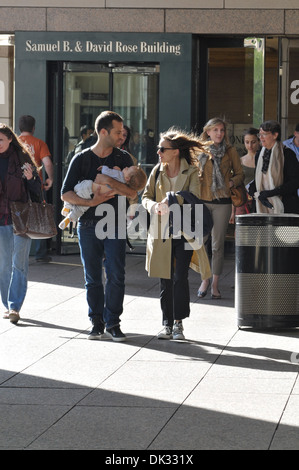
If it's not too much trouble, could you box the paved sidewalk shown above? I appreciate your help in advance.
[0,250,298,451]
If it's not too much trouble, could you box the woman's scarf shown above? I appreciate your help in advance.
[261,148,272,174]
[198,140,226,199]
[254,141,284,213]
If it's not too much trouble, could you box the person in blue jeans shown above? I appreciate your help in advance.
[61,111,136,341]
[0,123,41,324]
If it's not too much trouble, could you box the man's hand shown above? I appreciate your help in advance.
[90,188,115,206]
[95,173,136,199]
[44,178,53,190]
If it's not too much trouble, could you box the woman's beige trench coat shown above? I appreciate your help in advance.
[142,158,211,280]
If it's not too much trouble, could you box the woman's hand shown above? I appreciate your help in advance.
[22,163,34,180]
[153,201,169,215]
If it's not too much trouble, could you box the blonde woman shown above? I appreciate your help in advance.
[197,117,244,299]
[142,128,211,340]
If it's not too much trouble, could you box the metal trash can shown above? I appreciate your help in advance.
[235,214,299,328]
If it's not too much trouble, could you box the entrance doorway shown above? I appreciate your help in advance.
[195,37,279,156]
[48,61,159,254]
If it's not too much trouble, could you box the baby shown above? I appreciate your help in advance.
[59,165,147,230]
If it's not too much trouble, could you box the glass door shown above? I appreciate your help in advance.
[49,61,159,254]
[196,37,278,157]
[63,62,159,172]
[112,65,159,171]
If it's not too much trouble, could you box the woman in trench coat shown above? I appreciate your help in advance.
[142,128,211,341]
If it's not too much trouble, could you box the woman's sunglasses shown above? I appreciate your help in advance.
[157,146,174,153]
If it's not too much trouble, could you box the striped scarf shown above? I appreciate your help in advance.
[198,141,226,199]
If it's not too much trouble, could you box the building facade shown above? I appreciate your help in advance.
[0,2,298,253]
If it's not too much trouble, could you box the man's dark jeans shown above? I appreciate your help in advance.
[78,220,126,330]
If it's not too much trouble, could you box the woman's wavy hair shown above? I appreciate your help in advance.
[200,117,231,147]
[160,127,210,166]
[0,123,39,168]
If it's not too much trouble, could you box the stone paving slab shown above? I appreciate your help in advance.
[0,251,298,451]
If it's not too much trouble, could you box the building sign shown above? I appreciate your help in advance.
[24,39,183,57]
[14,31,192,143]
[16,32,188,62]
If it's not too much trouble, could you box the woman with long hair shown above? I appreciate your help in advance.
[0,124,41,324]
[142,127,211,340]
[197,117,244,299]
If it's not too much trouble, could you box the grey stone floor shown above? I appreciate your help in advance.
[0,249,298,450]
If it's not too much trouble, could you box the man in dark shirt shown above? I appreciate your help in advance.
[61,111,136,341]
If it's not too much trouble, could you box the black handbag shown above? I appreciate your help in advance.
[10,192,57,239]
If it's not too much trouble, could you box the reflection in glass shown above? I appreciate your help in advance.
[61,62,159,252]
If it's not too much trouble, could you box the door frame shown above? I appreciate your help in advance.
[47,61,65,255]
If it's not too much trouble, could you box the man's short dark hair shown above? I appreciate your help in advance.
[94,111,123,134]
[19,115,36,133]
[295,123,299,132]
